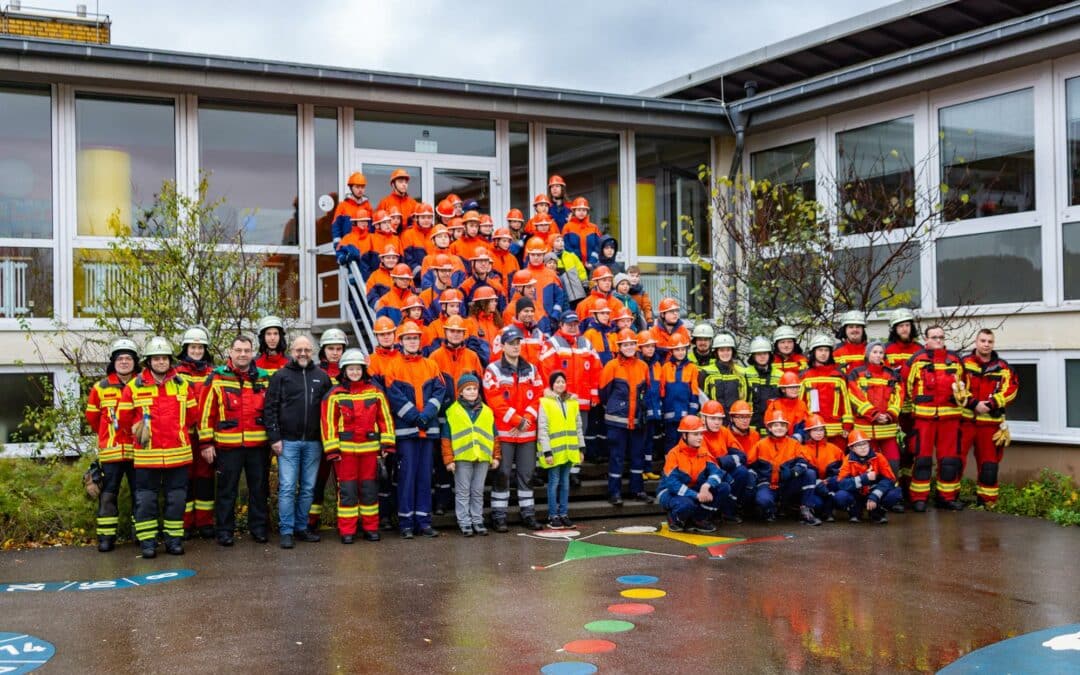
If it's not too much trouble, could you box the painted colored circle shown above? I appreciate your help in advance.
[621,588,666,599]
[614,525,657,533]
[534,529,582,539]
[938,623,1080,675]
[608,602,656,616]
[0,632,56,674]
[563,639,617,655]
[616,574,659,585]
[585,620,635,633]
[541,662,598,675]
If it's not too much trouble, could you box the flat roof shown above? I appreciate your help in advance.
[640,0,1070,101]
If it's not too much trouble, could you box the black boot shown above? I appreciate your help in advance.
[521,515,543,531]
[97,536,115,553]
[340,534,354,545]
[912,500,927,513]
[608,494,623,506]
[492,516,509,533]
[140,540,157,559]
[165,538,184,556]
[363,531,381,542]
[198,526,215,539]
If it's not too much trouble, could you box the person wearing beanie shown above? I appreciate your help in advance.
[442,373,501,536]
[493,294,552,366]
[612,273,644,331]
[537,371,585,529]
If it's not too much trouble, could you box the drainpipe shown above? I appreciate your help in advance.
[723,80,757,324]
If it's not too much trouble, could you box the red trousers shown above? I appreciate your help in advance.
[960,423,1003,504]
[336,453,379,535]
[184,448,214,529]
[910,417,961,502]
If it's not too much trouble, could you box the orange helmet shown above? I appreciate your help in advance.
[447,217,465,231]
[470,246,493,262]
[805,414,827,431]
[414,202,434,217]
[512,270,536,287]
[430,225,451,241]
[388,206,402,219]
[525,237,548,254]
[570,196,590,210]
[436,199,455,219]
[637,330,657,347]
[492,228,512,241]
[532,193,551,206]
[548,175,566,188]
[389,168,410,183]
[447,193,462,206]
[380,244,400,258]
[462,210,481,224]
[668,335,691,350]
[677,415,704,433]
[533,216,554,229]
[354,208,372,223]
[591,266,613,282]
[347,171,367,187]
[701,400,726,418]
[402,294,425,312]
[728,400,752,416]
[612,307,633,324]
[373,210,391,227]
[444,315,467,333]
[658,297,681,314]
[479,214,493,226]
[390,263,413,279]
[471,286,498,303]
[373,316,397,334]
[432,253,454,271]
[396,321,422,339]
[847,430,871,447]
[590,299,611,314]
[506,208,525,222]
[765,409,789,427]
[778,371,801,388]
[616,328,639,345]
[439,289,464,304]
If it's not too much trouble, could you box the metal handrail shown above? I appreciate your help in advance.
[341,260,378,355]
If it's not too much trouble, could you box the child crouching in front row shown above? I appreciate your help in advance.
[441,374,500,537]
[835,430,901,523]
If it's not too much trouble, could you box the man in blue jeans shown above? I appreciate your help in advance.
[264,335,333,548]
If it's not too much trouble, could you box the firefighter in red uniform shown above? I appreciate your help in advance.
[175,327,215,539]
[847,341,904,486]
[367,316,401,529]
[385,321,447,538]
[601,329,651,506]
[255,315,289,375]
[800,333,854,446]
[960,329,1018,506]
[770,325,808,378]
[330,172,372,248]
[540,311,601,486]
[306,328,348,531]
[650,297,691,360]
[118,336,199,558]
[885,308,922,499]
[86,338,139,552]
[832,310,868,373]
[377,168,418,225]
[321,349,395,543]
[199,335,272,546]
[905,324,968,511]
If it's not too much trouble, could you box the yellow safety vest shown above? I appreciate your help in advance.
[446,401,495,463]
[538,396,581,468]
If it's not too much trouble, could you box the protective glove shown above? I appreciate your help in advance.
[992,421,1011,448]
[952,380,972,407]
[83,460,104,499]
[415,414,429,429]
[325,451,342,463]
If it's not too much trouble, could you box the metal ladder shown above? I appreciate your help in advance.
[340,260,379,356]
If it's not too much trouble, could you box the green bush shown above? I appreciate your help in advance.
[963,469,1080,526]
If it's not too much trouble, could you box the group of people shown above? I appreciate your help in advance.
[82,170,1019,556]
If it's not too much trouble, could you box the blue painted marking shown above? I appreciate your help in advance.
[938,623,1080,675]
[541,662,598,675]
[0,632,56,674]
[0,569,195,593]
[616,575,659,585]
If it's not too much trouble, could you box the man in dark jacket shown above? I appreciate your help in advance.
[264,335,333,548]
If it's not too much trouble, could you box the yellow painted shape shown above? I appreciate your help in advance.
[621,588,666,599]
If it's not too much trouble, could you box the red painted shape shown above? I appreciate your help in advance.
[607,602,656,616]
[707,534,791,559]
[563,639,617,654]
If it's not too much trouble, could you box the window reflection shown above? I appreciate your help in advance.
[355,111,495,157]
[635,135,710,257]
[509,122,529,212]
[314,107,338,246]
[751,139,816,200]
[0,85,52,239]
[836,117,914,233]
[435,169,490,213]
[936,227,1041,306]
[547,129,620,234]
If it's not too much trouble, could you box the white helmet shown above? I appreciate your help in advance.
[890,307,916,328]
[749,336,772,354]
[711,332,736,350]
[807,333,835,352]
[181,326,210,346]
[109,338,139,360]
[772,325,798,343]
[339,348,367,368]
[838,310,867,327]
[320,328,348,348]
[142,336,175,358]
[257,315,284,334]
[691,322,716,341]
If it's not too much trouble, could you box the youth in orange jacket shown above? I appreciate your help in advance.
[600,330,651,503]
[834,432,902,520]
[377,170,418,227]
[765,372,810,442]
[748,411,820,524]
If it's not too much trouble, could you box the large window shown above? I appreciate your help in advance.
[635,135,710,257]
[634,261,711,317]
[435,169,489,213]
[1009,363,1037,422]
[546,129,620,235]
[834,244,921,310]
[314,106,338,246]
[1067,77,1080,206]
[939,89,1035,221]
[836,117,915,233]
[936,227,1041,306]
[0,247,52,318]
[1068,359,1080,428]
[354,111,495,157]
[0,84,51,240]
[199,101,298,246]
[76,94,175,237]
[751,139,816,200]
[0,371,53,444]
[1065,222,1080,301]
[509,122,529,212]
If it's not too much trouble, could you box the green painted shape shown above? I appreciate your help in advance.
[563,540,646,562]
[584,620,635,633]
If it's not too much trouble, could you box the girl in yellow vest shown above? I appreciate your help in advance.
[441,373,500,537]
[537,371,585,529]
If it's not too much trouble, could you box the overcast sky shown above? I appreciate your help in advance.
[71,0,900,94]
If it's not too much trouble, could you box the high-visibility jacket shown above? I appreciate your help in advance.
[660,358,701,422]
[492,320,550,367]
[961,351,1019,425]
[483,356,544,442]
[377,192,418,226]
[562,215,601,266]
[748,435,802,489]
[255,352,288,377]
[905,348,965,420]
[198,361,270,448]
[744,360,780,432]
[319,360,342,386]
[650,319,691,358]
[688,348,716,371]
[583,323,616,365]
[537,393,583,468]
[367,346,401,393]
[838,450,897,496]
[770,352,808,379]
[801,363,854,437]
[86,372,134,463]
[330,195,372,246]
[659,441,724,502]
[443,400,497,462]
[468,311,501,354]
[833,340,867,373]
[847,363,903,438]
[702,361,747,412]
[118,368,198,469]
[798,439,845,479]
[175,360,213,443]
[600,355,649,430]
[540,331,602,411]
[385,350,447,439]
[321,379,395,455]
[430,342,485,399]
[886,339,922,414]
[764,396,810,440]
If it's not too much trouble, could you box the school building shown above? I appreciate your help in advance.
[0,0,1076,477]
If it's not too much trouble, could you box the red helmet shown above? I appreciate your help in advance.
[701,400,726,418]
[728,400,752,416]
[396,321,422,339]
[471,286,498,303]
[658,297,680,314]
[616,329,639,345]
[806,414,827,431]
[439,289,464,304]
[414,202,434,217]
[637,330,657,347]
[847,429,871,447]
[779,371,801,388]
[390,263,413,279]
[432,253,454,271]
[512,270,536,287]
[492,228,512,241]
[525,237,548,254]
[462,210,481,224]
[347,171,367,187]
[548,175,566,188]
[766,409,789,427]
[402,294,425,312]
[380,244,400,258]
[389,168,410,183]
[436,199,456,219]
[373,316,397,334]
[506,208,525,222]
[677,415,704,433]
[591,266,613,282]
[532,193,551,206]
[570,196,590,210]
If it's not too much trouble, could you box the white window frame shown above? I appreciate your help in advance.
[0,365,74,458]
[1062,350,1080,435]
[1052,53,1080,308]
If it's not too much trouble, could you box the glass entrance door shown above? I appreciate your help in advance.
[352,151,498,216]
